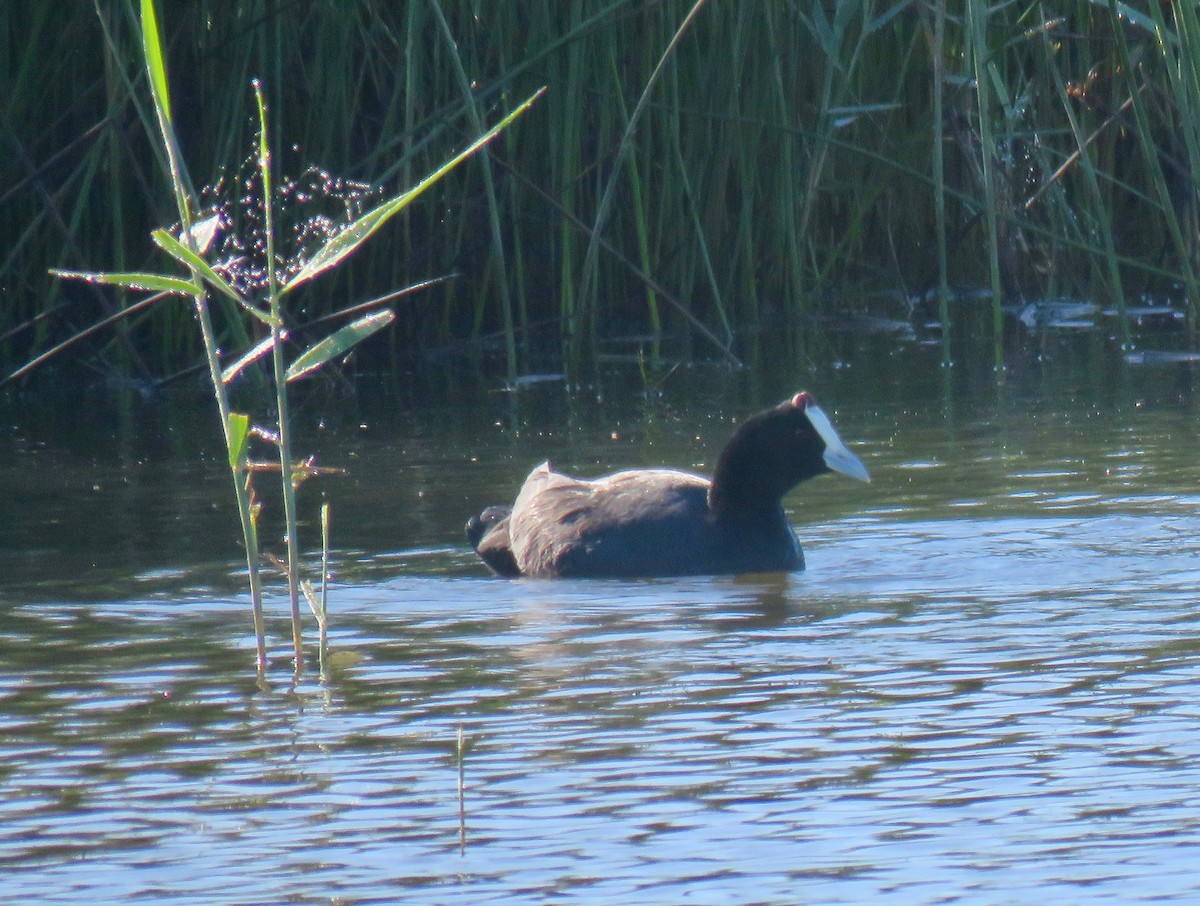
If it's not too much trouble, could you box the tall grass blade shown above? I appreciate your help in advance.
[139,0,264,673]
[221,334,282,385]
[286,309,396,382]
[429,0,519,381]
[52,269,197,296]
[150,228,275,324]
[4,291,170,387]
[282,87,545,296]
[577,0,709,336]
[140,0,172,126]
[930,0,952,365]
[1106,0,1200,325]
[967,0,1005,374]
[139,0,194,222]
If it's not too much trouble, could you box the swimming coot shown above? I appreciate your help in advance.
[465,391,869,578]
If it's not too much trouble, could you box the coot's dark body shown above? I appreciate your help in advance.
[467,392,868,579]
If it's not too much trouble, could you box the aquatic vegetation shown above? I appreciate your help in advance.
[49,0,540,676]
[5,3,1200,378]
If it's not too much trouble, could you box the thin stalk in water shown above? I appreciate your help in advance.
[457,723,467,854]
[607,49,661,350]
[253,81,304,674]
[141,0,268,673]
[320,502,330,675]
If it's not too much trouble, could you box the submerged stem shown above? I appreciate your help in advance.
[136,0,269,675]
[196,291,268,675]
[255,81,304,675]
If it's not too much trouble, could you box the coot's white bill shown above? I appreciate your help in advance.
[806,402,870,483]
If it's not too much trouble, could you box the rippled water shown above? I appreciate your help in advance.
[3,345,1200,902]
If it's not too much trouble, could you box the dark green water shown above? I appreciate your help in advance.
[2,336,1200,902]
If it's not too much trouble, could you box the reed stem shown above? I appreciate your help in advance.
[967,0,1005,375]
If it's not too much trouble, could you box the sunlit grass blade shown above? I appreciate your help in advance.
[4,290,170,387]
[221,334,284,385]
[1093,0,1171,37]
[51,269,197,295]
[286,309,395,382]
[305,274,460,326]
[140,0,194,219]
[430,0,518,381]
[140,0,172,126]
[281,86,546,296]
[575,0,708,354]
[150,227,275,324]
[227,412,251,472]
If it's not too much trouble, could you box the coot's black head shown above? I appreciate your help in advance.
[466,504,512,549]
[708,392,869,517]
[465,505,520,577]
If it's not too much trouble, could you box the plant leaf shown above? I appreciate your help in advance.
[140,0,172,126]
[302,579,326,627]
[140,0,196,221]
[151,228,275,324]
[285,309,395,382]
[221,333,283,385]
[281,86,546,296]
[227,411,251,471]
[1087,0,1164,37]
[51,269,196,296]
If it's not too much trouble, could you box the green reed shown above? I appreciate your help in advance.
[929,1,951,366]
[6,2,1200,386]
[48,0,540,676]
[966,0,1005,374]
[1128,0,1200,328]
[1039,21,1130,346]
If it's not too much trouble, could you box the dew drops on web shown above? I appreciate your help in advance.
[175,153,385,299]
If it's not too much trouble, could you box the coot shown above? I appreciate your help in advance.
[466,391,869,578]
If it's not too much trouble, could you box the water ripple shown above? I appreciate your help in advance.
[5,389,1200,901]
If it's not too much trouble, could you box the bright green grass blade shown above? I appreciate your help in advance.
[227,411,251,471]
[140,0,195,222]
[51,269,196,295]
[151,228,275,324]
[140,0,172,126]
[285,309,395,382]
[252,80,279,299]
[281,87,545,296]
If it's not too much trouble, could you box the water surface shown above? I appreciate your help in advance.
[2,343,1200,902]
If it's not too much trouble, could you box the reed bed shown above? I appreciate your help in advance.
[3,1,1199,386]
